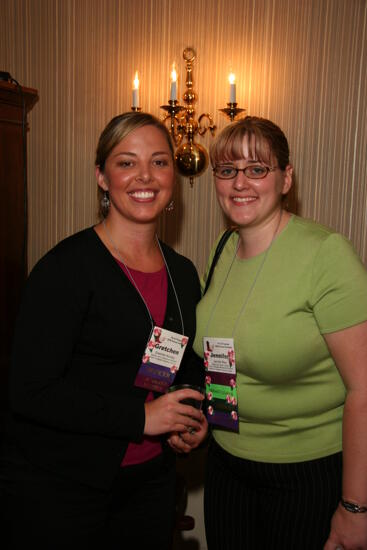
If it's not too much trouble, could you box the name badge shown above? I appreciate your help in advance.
[135,326,189,393]
[203,337,239,432]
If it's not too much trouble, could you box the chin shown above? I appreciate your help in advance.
[129,205,165,222]
[135,211,163,224]
[227,213,256,227]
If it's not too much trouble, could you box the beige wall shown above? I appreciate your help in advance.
[1,0,366,274]
[1,2,366,547]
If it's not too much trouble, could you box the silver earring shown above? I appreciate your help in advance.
[165,200,174,212]
[101,191,110,210]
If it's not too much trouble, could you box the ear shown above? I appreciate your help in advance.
[281,164,293,195]
[95,166,108,192]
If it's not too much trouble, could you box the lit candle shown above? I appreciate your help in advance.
[228,72,236,103]
[132,71,139,108]
[170,64,177,101]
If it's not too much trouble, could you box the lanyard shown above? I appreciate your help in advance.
[103,220,185,334]
[205,211,283,338]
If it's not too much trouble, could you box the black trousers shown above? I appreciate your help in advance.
[204,439,342,550]
[1,443,176,550]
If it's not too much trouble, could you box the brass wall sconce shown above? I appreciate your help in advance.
[161,47,216,187]
[132,47,246,186]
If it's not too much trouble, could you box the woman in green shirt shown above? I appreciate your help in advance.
[194,116,367,549]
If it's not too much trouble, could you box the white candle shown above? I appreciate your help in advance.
[132,71,139,108]
[170,64,177,101]
[229,73,236,103]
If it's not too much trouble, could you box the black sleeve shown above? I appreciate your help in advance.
[9,247,145,442]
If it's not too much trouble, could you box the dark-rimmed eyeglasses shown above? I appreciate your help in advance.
[213,164,278,180]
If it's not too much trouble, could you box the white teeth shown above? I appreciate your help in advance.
[130,191,155,199]
[232,196,257,203]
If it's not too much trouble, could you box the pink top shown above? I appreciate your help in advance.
[115,259,168,467]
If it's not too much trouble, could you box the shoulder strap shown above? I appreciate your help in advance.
[203,229,235,296]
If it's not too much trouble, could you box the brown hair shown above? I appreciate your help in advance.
[95,112,175,217]
[210,116,290,170]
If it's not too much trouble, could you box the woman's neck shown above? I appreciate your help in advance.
[237,209,291,259]
[94,216,163,272]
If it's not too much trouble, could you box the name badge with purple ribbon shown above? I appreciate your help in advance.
[135,326,189,393]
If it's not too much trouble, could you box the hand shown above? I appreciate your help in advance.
[167,414,208,453]
[144,388,204,436]
[324,503,367,550]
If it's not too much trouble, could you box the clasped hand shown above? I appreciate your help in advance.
[144,388,208,453]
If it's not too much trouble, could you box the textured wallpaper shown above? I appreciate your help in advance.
[1,0,366,274]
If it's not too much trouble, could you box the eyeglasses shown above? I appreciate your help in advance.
[213,164,277,180]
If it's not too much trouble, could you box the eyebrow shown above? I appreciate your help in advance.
[221,158,261,165]
[113,151,170,158]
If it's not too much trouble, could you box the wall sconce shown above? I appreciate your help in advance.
[132,47,246,186]
[161,47,217,187]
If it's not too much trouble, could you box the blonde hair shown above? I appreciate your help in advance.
[95,112,175,217]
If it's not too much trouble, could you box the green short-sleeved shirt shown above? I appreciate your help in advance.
[193,216,367,463]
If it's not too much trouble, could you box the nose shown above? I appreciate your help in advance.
[232,170,250,190]
[135,163,152,183]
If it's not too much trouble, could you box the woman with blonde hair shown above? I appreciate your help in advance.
[194,116,367,549]
[3,112,207,549]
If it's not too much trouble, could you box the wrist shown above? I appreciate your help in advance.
[341,498,367,513]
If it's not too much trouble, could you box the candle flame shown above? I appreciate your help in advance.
[228,72,236,85]
[171,64,177,83]
[133,71,139,90]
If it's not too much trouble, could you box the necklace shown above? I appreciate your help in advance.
[102,219,185,334]
[205,210,283,338]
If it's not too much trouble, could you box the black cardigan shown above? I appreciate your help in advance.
[7,227,202,489]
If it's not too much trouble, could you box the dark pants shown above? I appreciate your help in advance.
[204,439,342,550]
[1,444,176,550]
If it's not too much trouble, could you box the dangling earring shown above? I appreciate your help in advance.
[101,191,110,210]
[165,200,174,212]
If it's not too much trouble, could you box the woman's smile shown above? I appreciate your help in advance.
[128,189,157,201]
[231,195,258,204]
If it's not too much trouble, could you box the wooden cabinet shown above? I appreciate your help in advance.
[0,80,38,415]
